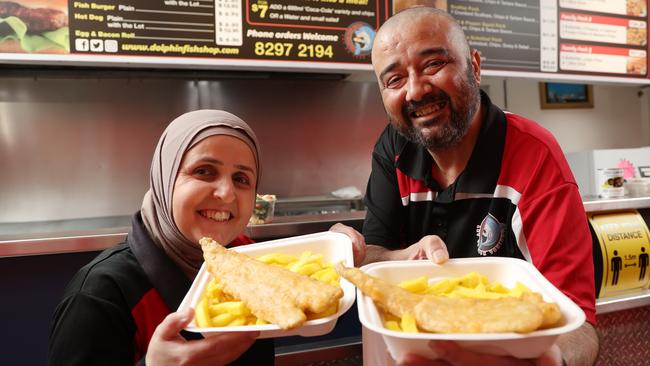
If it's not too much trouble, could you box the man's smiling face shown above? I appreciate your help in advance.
[372,10,481,150]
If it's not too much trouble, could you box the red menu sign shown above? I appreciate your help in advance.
[556,0,648,77]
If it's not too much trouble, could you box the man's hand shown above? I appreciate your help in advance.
[329,223,367,266]
[399,235,449,264]
[363,235,449,265]
[398,341,562,366]
[145,308,259,366]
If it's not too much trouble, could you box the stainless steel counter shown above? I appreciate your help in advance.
[0,211,365,257]
[245,211,365,240]
[596,289,650,314]
[3,195,650,257]
[2,195,649,313]
[583,196,650,212]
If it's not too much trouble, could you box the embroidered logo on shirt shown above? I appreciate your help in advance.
[476,213,505,255]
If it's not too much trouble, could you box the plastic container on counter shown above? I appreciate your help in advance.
[597,168,625,198]
[249,194,277,225]
[625,178,650,197]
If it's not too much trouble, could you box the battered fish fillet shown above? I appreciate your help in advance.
[335,263,559,334]
[413,295,543,333]
[334,262,423,317]
[200,237,343,330]
[521,292,563,329]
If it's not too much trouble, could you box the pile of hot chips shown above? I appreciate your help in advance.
[384,272,532,333]
[195,251,340,327]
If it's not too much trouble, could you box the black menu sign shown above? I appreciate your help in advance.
[448,0,542,72]
[0,0,648,77]
[0,0,386,68]
[448,0,648,77]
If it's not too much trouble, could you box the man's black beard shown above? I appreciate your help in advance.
[391,63,480,151]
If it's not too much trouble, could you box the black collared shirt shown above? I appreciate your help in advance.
[363,92,596,323]
[364,92,511,257]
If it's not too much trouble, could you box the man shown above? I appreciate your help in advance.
[361,7,599,366]
[393,0,447,14]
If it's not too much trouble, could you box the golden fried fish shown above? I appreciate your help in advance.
[200,237,343,330]
[335,263,559,334]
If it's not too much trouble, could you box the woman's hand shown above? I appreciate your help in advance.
[329,223,367,266]
[146,308,259,366]
[398,341,563,366]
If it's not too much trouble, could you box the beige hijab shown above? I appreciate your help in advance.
[140,110,261,278]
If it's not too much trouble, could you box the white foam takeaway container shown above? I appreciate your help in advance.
[178,231,356,338]
[355,257,586,361]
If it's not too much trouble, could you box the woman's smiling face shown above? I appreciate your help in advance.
[172,135,257,246]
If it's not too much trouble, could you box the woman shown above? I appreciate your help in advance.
[49,110,274,365]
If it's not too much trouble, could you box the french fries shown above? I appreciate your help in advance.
[195,251,341,328]
[386,272,533,333]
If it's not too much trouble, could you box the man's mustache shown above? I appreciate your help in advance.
[403,91,450,116]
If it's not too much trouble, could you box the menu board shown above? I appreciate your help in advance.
[449,0,649,78]
[448,0,543,72]
[0,0,648,78]
[0,0,386,68]
[557,0,648,76]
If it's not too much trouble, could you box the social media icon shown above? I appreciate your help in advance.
[104,40,118,53]
[75,38,89,52]
[90,39,104,52]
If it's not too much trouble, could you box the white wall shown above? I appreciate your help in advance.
[481,76,650,153]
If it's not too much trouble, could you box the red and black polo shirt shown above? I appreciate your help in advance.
[49,212,274,365]
[363,92,596,324]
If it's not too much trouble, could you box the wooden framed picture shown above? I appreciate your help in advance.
[539,82,594,109]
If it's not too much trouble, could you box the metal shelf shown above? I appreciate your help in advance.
[483,70,650,86]
[1,196,648,257]
[0,211,365,258]
[583,196,650,212]
[596,289,650,314]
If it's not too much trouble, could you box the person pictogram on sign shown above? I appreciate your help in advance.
[639,247,649,281]
[611,250,622,285]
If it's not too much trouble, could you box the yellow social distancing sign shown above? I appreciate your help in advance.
[589,210,650,298]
